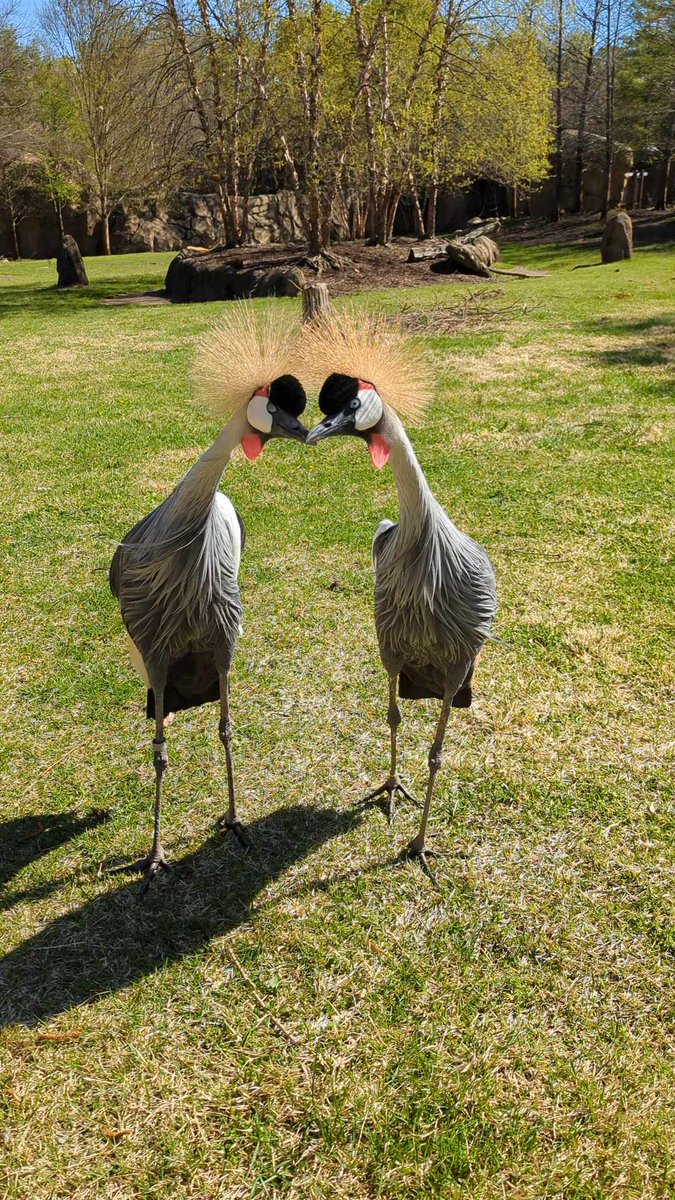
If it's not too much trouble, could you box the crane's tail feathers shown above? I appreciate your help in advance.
[194,303,301,417]
[297,307,433,425]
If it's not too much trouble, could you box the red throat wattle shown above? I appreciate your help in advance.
[241,433,264,461]
[369,433,390,469]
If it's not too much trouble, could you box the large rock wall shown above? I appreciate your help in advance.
[110,190,319,253]
[0,189,347,259]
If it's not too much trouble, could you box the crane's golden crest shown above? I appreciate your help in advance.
[297,308,433,425]
[193,304,300,416]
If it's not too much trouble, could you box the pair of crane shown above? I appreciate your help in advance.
[110,306,497,896]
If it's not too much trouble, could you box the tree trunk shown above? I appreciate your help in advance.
[101,208,111,255]
[657,156,672,210]
[11,216,20,260]
[554,0,564,221]
[573,0,600,214]
[307,186,324,254]
[602,0,621,220]
[408,173,426,237]
[427,185,438,238]
[56,198,65,240]
[385,190,400,243]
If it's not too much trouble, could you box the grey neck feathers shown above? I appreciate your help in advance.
[382,407,441,541]
[176,407,249,512]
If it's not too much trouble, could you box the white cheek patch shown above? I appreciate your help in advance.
[247,391,273,433]
[355,384,383,431]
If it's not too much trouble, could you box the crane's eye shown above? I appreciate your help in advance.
[354,388,383,431]
[247,392,273,433]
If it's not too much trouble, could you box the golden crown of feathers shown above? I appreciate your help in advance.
[297,308,433,424]
[193,304,300,416]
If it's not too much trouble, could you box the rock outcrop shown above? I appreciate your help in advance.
[601,210,633,262]
[56,236,88,287]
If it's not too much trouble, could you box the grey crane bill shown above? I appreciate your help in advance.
[306,411,390,469]
[306,407,357,443]
[269,406,309,442]
[242,388,309,460]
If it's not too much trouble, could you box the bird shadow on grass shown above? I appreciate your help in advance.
[0,803,359,1028]
[0,809,110,898]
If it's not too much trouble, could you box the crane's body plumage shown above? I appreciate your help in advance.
[372,410,496,704]
[110,415,247,714]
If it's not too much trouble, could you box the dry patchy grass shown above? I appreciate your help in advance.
[0,244,674,1199]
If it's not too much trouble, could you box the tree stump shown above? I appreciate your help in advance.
[601,211,633,263]
[302,282,331,323]
[56,236,88,287]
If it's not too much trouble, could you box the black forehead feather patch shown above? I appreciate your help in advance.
[269,374,307,417]
[318,373,359,416]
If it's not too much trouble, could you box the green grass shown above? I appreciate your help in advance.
[0,241,673,1199]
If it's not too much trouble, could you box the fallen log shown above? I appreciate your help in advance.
[407,240,448,263]
[452,218,502,243]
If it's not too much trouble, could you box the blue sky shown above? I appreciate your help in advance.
[12,0,42,40]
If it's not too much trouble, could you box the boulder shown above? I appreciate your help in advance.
[56,235,88,287]
[601,210,633,263]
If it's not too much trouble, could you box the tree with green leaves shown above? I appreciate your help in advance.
[617,0,674,208]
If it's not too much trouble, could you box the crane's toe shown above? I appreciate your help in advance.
[216,816,250,850]
[399,839,448,886]
[356,778,422,825]
[108,846,171,899]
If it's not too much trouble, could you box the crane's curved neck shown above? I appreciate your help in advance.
[381,407,436,537]
[177,407,250,508]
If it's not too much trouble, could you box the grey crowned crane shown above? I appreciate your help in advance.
[110,308,308,896]
[303,312,497,878]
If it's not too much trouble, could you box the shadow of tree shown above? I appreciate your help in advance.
[0,275,167,317]
[578,311,674,376]
[0,809,110,893]
[0,804,358,1028]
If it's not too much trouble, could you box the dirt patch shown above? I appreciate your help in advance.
[102,291,171,306]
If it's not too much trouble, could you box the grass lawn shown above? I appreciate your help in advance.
[0,240,673,1199]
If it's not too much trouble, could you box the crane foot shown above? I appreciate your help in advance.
[355,778,422,825]
[399,842,448,887]
[216,816,250,850]
[108,846,171,900]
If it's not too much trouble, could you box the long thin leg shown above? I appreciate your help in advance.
[111,689,170,898]
[357,675,422,824]
[217,673,248,849]
[404,692,453,882]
